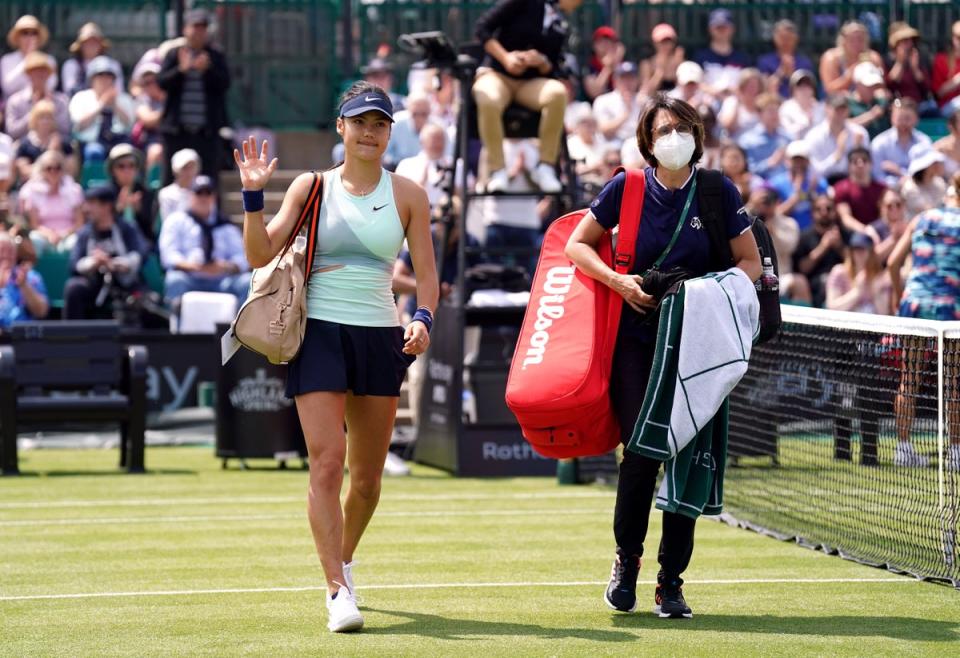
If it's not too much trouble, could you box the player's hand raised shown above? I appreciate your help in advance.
[233,136,278,192]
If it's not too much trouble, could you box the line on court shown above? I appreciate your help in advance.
[0,491,615,510]
[0,577,919,603]
[0,508,612,528]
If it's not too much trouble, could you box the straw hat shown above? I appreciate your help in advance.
[70,23,111,54]
[7,15,49,49]
[22,51,54,74]
[888,22,920,49]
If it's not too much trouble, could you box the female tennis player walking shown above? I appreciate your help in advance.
[235,81,438,632]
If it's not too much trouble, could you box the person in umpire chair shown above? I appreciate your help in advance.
[234,82,438,633]
[566,95,761,618]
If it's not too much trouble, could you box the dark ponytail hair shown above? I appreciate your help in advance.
[338,80,389,114]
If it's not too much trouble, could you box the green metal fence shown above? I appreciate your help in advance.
[194,0,342,129]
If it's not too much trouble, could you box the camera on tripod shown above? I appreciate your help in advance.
[397,31,459,68]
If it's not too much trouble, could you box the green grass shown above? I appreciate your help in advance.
[1,447,958,657]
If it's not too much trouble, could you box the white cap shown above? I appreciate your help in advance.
[171,148,201,174]
[785,140,811,160]
[676,61,703,85]
[907,144,946,177]
[853,62,884,87]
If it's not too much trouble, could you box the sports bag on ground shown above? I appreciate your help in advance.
[231,172,323,364]
[505,168,646,459]
[697,168,782,343]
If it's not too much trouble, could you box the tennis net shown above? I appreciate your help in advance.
[724,305,960,587]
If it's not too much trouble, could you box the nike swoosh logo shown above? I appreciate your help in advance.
[373,204,388,212]
[364,96,379,102]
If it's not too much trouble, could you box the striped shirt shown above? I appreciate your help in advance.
[180,61,207,131]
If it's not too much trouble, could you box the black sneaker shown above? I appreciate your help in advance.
[604,552,641,612]
[654,582,693,619]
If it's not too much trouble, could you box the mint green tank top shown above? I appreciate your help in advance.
[306,168,405,326]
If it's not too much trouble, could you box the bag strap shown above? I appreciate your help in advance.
[275,171,323,265]
[697,168,734,271]
[612,166,646,274]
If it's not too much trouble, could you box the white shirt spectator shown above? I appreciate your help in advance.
[481,139,540,230]
[805,120,870,180]
[61,55,124,98]
[159,210,248,274]
[779,97,825,141]
[395,152,460,209]
[592,89,641,147]
[158,183,192,222]
[68,88,136,144]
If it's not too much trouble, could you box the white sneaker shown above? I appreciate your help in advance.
[485,168,510,194]
[383,451,411,476]
[326,583,363,632]
[948,444,960,471]
[893,442,930,468]
[342,561,355,593]
[530,162,562,193]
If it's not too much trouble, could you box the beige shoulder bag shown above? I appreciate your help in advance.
[231,172,323,364]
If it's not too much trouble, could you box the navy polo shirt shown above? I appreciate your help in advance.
[589,166,750,339]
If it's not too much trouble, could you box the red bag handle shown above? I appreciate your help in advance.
[612,167,646,274]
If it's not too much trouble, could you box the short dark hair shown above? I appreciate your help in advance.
[848,147,871,163]
[338,81,389,114]
[635,94,704,169]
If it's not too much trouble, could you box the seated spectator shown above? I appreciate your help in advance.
[847,62,891,139]
[901,145,947,219]
[131,62,166,173]
[0,230,47,328]
[779,70,824,141]
[360,57,405,112]
[479,138,545,277]
[866,188,908,264]
[833,148,887,230]
[770,140,828,230]
[871,97,932,187]
[158,148,200,222]
[639,23,685,96]
[4,52,70,142]
[819,20,885,96]
[63,185,146,321]
[693,9,751,100]
[720,144,762,202]
[583,25,624,102]
[806,95,870,183]
[471,0,576,195]
[1,15,57,102]
[757,19,815,100]
[562,75,593,133]
[0,140,13,218]
[384,94,433,171]
[395,123,454,210]
[427,69,459,133]
[934,107,960,179]
[566,107,610,189]
[668,61,709,108]
[68,56,136,163]
[61,23,124,99]
[826,231,892,314]
[793,196,850,307]
[932,20,960,112]
[14,99,75,183]
[593,61,643,149]
[884,23,932,112]
[19,150,84,254]
[739,92,790,179]
[718,68,763,141]
[106,144,156,247]
[746,185,810,304]
[697,103,722,170]
[158,175,249,310]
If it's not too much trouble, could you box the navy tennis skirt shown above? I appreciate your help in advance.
[285,318,416,398]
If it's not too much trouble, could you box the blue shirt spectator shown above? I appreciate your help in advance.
[693,9,751,98]
[870,99,932,187]
[770,141,829,230]
[756,19,815,98]
[738,93,790,179]
[0,233,47,328]
[383,95,432,170]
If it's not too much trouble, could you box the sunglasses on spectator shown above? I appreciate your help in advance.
[653,122,694,139]
[194,189,214,196]
[43,164,62,172]
[19,29,39,37]
[113,161,138,170]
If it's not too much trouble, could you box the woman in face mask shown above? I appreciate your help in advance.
[565,94,761,619]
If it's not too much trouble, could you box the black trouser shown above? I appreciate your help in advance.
[610,330,697,583]
[162,130,222,187]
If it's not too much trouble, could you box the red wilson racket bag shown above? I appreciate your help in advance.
[505,169,645,458]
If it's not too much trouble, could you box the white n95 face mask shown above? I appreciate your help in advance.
[652,130,696,171]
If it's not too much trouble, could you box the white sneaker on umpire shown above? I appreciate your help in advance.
[893,441,929,468]
[530,162,562,193]
[485,168,510,194]
[326,584,363,632]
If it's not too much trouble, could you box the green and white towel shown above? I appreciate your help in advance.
[627,268,759,519]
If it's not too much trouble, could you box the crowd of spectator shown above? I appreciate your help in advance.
[0,9,243,329]
[2,7,960,332]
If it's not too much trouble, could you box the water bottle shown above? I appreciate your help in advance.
[756,257,780,340]
[760,257,779,294]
